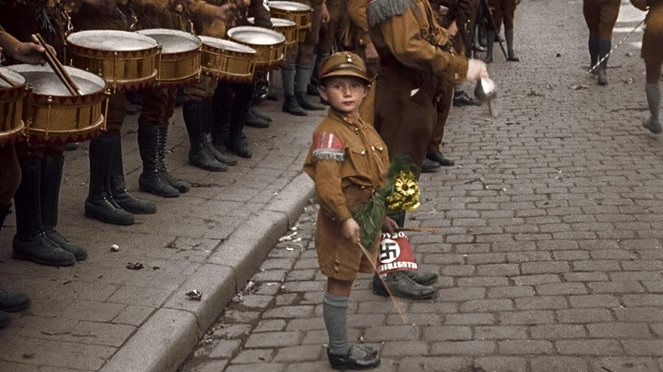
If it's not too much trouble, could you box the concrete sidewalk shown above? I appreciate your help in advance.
[0,93,318,371]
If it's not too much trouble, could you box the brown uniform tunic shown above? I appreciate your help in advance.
[304,110,389,281]
[368,0,468,174]
[346,0,377,124]
[637,0,663,62]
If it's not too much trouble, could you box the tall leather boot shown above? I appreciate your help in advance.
[109,133,157,214]
[588,37,599,74]
[183,100,227,172]
[12,158,75,266]
[505,30,519,62]
[484,30,495,63]
[85,134,136,225]
[295,63,325,110]
[282,63,307,116]
[41,155,87,260]
[226,83,253,159]
[138,125,180,197]
[597,38,610,85]
[157,126,191,193]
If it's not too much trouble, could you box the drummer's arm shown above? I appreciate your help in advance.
[347,0,377,65]
[187,1,238,22]
[0,28,49,65]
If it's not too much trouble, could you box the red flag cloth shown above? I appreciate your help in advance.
[377,231,418,276]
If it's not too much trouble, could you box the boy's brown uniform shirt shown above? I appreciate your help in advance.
[304,110,389,280]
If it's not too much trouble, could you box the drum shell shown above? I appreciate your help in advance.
[138,29,203,87]
[248,17,298,47]
[67,31,160,91]
[269,1,313,42]
[227,27,286,71]
[200,38,256,83]
[9,65,108,144]
[0,70,27,146]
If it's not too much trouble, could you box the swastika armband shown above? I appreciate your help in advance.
[312,132,346,161]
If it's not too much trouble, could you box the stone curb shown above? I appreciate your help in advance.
[100,173,314,372]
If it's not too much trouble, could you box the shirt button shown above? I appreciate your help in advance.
[361,150,366,155]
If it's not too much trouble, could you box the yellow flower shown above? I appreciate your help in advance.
[387,171,420,212]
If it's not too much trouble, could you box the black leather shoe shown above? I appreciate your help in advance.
[426,150,455,166]
[12,233,76,267]
[327,345,380,370]
[453,92,481,107]
[421,158,441,173]
[251,108,272,123]
[283,95,307,116]
[45,229,87,261]
[296,92,326,110]
[372,272,436,300]
[0,288,30,312]
[189,148,227,172]
[245,109,270,128]
[402,270,438,286]
[227,137,253,158]
[507,54,520,62]
[208,143,238,166]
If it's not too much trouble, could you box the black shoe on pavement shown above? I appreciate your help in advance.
[295,92,325,111]
[327,345,380,370]
[307,83,320,96]
[483,55,493,64]
[12,234,76,267]
[643,118,663,134]
[402,270,439,286]
[453,92,481,107]
[507,54,520,62]
[252,108,272,123]
[372,272,436,300]
[245,108,270,128]
[227,137,253,158]
[427,150,455,167]
[45,229,87,261]
[283,95,308,116]
[208,142,238,166]
[0,288,30,312]
[421,158,441,173]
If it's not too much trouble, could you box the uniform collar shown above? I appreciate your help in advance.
[329,109,362,127]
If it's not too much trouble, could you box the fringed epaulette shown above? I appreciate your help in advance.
[312,132,345,162]
[367,0,411,26]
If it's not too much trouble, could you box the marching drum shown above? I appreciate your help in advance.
[199,36,256,83]
[67,30,159,91]
[137,29,202,86]
[9,64,107,144]
[268,1,313,42]
[0,67,26,146]
[227,26,286,71]
[248,17,298,47]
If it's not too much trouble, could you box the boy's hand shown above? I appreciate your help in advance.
[382,216,399,234]
[341,218,361,243]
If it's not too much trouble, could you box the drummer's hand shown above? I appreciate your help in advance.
[12,42,52,65]
[321,2,330,23]
[364,41,378,64]
[466,58,488,81]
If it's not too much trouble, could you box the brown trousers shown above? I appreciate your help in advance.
[487,0,517,31]
[138,88,177,128]
[583,0,620,39]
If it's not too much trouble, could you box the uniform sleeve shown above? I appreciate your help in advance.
[306,131,353,223]
[375,0,469,82]
[187,0,221,19]
[347,0,372,46]
[0,27,20,55]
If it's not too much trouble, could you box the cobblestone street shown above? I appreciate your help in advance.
[180,1,663,371]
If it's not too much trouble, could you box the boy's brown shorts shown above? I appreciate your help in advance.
[315,212,379,281]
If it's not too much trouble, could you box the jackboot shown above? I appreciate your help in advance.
[210,83,237,165]
[484,30,495,63]
[85,134,136,225]
[282,64,307,116]
[372,272,435,300]
[226,84,253,159]
[205,133,237,166]
[183,101,228,172]
[227,132,252,158]
[41,155,87,260]
[138,126,180,197]
[12,158,76,266]
[109,134,157,214]
[505,30,519,62]
[597,38,610,86]
[295,64,325,110]
[157,126,191,193]
[588,37,599,74]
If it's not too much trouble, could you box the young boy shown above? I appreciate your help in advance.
[304,51,396,370]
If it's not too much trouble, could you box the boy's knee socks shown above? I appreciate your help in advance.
[323,292,350,355]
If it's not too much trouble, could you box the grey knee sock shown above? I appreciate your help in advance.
[281,63,296,96]
[295,64,312,94]
[323,292,350,355]
[646,83,660,123]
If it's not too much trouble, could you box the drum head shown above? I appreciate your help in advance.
[68,30,158,52]
[199,36,256,54]
[137,29,201,54]
[247,17,297,28]
[0,67,26,89]
[8,64,106,96]
[227,26,286,45]
[269,1,312,11]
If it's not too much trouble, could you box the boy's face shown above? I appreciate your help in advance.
[318,76,368,115]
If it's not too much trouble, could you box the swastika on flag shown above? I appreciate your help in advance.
[379,238,400,264]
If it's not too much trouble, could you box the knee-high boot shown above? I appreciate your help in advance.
[588,37,599,73]
[41,155,87,260]
[597,38,610,85]
[183,100,227,172]
[157,126,191,193]
[109,133,157,214]
[484,30,495,63]
[85,134,136,225]
[138,125,180,197]
[12,158,75,266]
[226,83,253,159]
[505,30,519,62]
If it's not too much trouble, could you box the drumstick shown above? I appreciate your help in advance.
[31,33,82,96]
[0,69,20,88]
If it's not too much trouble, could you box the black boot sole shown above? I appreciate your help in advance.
[11,251,75,267]
[372,283,436,300]
[84,209,135,226]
